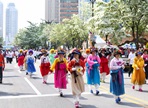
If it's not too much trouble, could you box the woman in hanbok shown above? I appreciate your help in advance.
[40,50,51,84]
[49,49,55,65]
[26,50,36,78]
[99,49,109,83]
[68,49,85,108]
[50,50,68,97]
[86,48,100,95]
[110,51,125,103]
[18,49,25,71]
[142,49,148,80]
[131,52,145,91]
[24,50,28,75]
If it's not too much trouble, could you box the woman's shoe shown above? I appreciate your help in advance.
[118,97,121,102]
[75,101,79,108]
[90,90,93,94]
[60,92,63,97]
[132,86,135,89]
[139,88,143,92]
[115,98,119,104]
[96,90,99,95]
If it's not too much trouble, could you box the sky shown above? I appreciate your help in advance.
[1,0,45,29]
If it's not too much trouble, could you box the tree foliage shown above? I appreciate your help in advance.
[14,21,48,49]
[89,0,148,48]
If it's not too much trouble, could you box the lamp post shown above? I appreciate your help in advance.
[90,0,96,17]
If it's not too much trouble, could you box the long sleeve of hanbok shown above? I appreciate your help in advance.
[87,55,95,67]
[50,58,58,71]
[68,61,74,73]
[110,59,121,70]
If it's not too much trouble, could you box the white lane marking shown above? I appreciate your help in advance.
[0,92,108,99]
[24,77,41,95]
[18,70,22,73]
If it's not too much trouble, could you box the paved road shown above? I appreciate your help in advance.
[0,60,148,108]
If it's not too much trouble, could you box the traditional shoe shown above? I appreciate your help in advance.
[132,86,135,89]
[96,90,99,95]
[26,72,28,75]
[115,98,119,104]
[43,81,47,84]
[90,90,93,94]
[60,92,63,97]
[139,88,143,92]
[75,101,79,108]
[118,97,121,102]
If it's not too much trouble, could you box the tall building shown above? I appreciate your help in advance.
[0,1,3,37]
[60,0,79,22]
[45,0,60,23]
[45,0,79,23]
[6,3,18,45]
[103,0,110,2]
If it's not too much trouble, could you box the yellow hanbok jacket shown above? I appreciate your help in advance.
[131,57,145,85]
[50,58,68,72]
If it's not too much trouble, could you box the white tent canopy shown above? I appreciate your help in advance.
[94,35,106,48]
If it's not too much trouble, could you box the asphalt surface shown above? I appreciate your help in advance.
[0,59,148,108]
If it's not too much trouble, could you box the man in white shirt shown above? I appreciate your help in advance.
[128,49,135,77]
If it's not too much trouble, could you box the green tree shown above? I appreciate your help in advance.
[14,21,48,49]
[90,0,148,48]
[49,15,88,49]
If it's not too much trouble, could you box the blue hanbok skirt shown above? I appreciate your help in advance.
[86,62,100,85]
[27,58,36,73]
[110,68,125,96]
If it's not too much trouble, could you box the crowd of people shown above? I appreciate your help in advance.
[0,47,148,108]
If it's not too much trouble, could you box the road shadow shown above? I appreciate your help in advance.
[63,94,88,100]
[32,77,42,80]
[4,68,16,72]
[0,83,13,86]
[119,102,142,107]
[0,91,35,96]
[81,104,97,108]
[99,93,114,98]
[46,83,54,85]
[4,76,20,78]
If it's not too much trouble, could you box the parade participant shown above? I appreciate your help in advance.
[49,49,55,65]
[68,49,85,108]
[128,49,135,77]
[142,49,148,80]
[18,49,25,71]
[40,49,51,84]
[24,50,28,75]
[26,50,36,78]
[86,48,100,95]
[50,50,68,97]
[0,48,5,83]
[8,50,14,64]
[131,52,145,91]
[14,50,19,63]
[99,49,109,83]
[5,50,10,63]
[110,51,125,103]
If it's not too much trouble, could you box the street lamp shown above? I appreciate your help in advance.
[90,0,96,17]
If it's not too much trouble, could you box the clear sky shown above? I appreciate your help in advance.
[1,0,45,29]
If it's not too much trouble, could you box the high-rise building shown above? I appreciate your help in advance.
[45,0,60,23]
[0,1,3,37]
[60,0,79,22]
[45,0,79,23]
[6,3,18,45]
[103,0,110,2]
